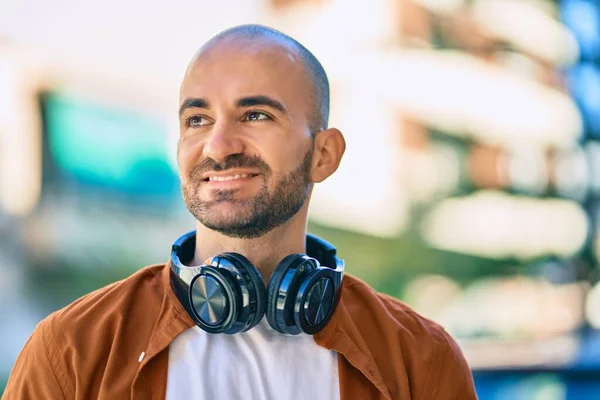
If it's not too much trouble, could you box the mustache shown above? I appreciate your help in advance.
[189,154,271,179]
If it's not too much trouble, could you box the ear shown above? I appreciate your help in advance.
[310,128,346,183]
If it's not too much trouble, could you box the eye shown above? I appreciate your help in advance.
[244,111,271,122]
[187,115,210,128]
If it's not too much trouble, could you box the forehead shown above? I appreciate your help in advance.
[180,39,311,109]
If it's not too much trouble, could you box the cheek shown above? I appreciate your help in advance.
[268,154,299,178]
[177,138,201,178]
[279,141,309,169]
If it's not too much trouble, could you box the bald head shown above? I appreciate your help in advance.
[188,24,330,135]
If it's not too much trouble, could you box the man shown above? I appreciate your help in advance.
[3,25,477,399]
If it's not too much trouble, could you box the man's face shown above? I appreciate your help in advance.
[178,39,315,238]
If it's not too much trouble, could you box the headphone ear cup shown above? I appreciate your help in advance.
[207,253,266,334]
[293,268,339,335]
[266,254,318,335]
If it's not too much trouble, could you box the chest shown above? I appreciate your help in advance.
[165,324,340,400]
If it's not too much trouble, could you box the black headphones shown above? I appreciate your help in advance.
[169,231,345,335]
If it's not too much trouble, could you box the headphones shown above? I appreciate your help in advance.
[169,231,345,335]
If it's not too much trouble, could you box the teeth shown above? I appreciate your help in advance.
[209,174,251,182]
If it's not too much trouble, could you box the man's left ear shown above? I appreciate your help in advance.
[310,128,346,183]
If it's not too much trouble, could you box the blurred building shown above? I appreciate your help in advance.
[1,0,600,398]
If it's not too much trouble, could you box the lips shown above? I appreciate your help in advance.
[203,173,259,182]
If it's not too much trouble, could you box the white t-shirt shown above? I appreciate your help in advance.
[166,319,341,400]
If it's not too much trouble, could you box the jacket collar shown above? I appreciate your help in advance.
[313,282,391,399]
[137,263,194,371]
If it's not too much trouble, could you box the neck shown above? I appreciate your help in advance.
[192,208,309,285]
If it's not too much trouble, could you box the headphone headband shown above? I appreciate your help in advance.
[171,231,344,288]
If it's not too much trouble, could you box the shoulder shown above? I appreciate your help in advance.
[45,263,166,338]
[339,274,476,399]
[37,263,168,373]
[341,273,449,342]
[52,263,164,316]
[4,264,168,399]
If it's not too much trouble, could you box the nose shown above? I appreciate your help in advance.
[202,121,244,163]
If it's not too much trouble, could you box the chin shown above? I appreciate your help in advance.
[200,206,254,225]
[200,218,269,239]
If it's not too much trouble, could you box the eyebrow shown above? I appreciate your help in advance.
[178,95,289,117]
[179,98,210,116]
[235,95,288,115]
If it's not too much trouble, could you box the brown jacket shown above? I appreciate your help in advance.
[3,262,477,400]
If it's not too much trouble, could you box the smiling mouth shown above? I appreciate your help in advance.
[203,173,259,182]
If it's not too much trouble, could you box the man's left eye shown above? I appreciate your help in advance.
[245,112,270,121]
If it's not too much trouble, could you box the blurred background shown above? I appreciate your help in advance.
[0,0,599,398]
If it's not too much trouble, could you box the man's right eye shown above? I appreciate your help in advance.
[187,116,209,127]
